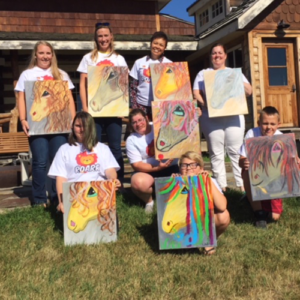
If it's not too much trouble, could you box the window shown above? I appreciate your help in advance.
[227,47,243,68]
[199,9,209,26]
[212,0,223,18]
[267,48,288,86]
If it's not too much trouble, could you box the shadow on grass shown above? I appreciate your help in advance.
[225,189,254,225]
[45,205,64,235]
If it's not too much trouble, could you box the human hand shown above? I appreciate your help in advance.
[57,202,65,214]
[240,158,250,171]
[21,120,30,137]
[171,173,181,178]
[201,170,209,176]
[113,179,122,190]
[159,159,173,169]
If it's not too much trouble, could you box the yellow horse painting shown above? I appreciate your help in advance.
[67,181,116,233]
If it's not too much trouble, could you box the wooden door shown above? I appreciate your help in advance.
[263,42,298,127]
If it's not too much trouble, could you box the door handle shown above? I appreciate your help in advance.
[292,84,296,93]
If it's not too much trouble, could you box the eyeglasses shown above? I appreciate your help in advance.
[180,163,199,169]
[95,22,110,28]
[131,118,145,126]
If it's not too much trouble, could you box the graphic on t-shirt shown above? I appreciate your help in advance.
[87,65,129,117]
[141,67,151,84]
[37,75,54,81]
[150,62,193,101]
[146,139,155,157]
[97,59,114,67]
[24,80,72,135]
[75,151,100,173]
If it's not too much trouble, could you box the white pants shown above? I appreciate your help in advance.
[200,109,245,188]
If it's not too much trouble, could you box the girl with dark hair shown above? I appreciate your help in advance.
[77,22,128,182]
[15,40,76,207]
[193,43,252,192]
[130,31,171,120]
[48,111,121,213]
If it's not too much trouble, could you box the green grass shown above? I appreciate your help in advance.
[0,190,300,300]
[202,152,231,163]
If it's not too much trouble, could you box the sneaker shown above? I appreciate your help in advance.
[255,220,267,229]
[145,202,154,214]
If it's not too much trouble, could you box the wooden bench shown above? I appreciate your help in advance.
[0,132,29,154]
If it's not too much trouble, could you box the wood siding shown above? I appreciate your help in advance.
[0,11,194,36]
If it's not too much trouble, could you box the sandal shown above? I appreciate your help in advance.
[203,247,216,256]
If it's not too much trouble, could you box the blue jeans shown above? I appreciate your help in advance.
[29,134,67,205]
[95,117,124,181]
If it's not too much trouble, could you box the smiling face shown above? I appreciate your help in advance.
[180,158,203,176]
[150,38,167,60]
[73,118,85,143]
[258,114,281,137]
[35,44,53,69]
[131,113,150,135]
[96,28,113,52]
[211,45,227,70]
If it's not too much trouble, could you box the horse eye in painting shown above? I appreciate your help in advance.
[42,90,50,97]
[107,71,117,80]
[87,187,97,197]
[181,187,188,194]
[173,105,185,117]
[166,68,173,74]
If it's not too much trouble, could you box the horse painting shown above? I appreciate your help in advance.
[25,80,72,135]
[246,133,300,200]
[150,62,193,101]
[155,175,217,250]
[204,68,248,117]
[63,180,117,246]
[88,65,129,117]
[152,100,200,159]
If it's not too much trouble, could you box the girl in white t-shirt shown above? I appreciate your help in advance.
[77,22,128,183]
[48,111,121,213]
[15,41,76,207]
[130,31,172,120]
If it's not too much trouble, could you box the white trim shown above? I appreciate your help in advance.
[188,0,212,16]
[0,40,198,51]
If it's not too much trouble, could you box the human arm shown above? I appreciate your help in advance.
[239,155,250,170]
[79,73,88,112]
[18,91,30,137]
[105,168,121,190]
[193,89,206,108]
[210,177,227,212]
[56,176,67,213]
[244,82,252,97]
[131,159,173,173]
[68,90,76,119]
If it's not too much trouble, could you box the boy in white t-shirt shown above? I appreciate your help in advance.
[239,106,287,229]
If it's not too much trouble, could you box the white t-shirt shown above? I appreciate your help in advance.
[239,127,282,157]
[129,55,172,106]
[193,67,249,103]
[48,142,120,182]
[15,66,74,92]
[77,52,128,73]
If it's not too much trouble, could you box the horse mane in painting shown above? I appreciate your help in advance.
[31,80,71,132]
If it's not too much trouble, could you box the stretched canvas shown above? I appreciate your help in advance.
[63,181,117,246]
[152,100,200,160]
[204,68,248,117]
[25,80,72,135]
[246,133,300,201]
[150,62,193,101]
[88,65,129,117]
[155,175,217,250]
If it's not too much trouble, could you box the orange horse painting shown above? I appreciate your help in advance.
[150,62,193,101]
[156,175,216,250]
[67,181,116,234]
[30,80,72,133]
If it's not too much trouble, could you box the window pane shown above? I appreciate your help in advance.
[227,52,234,67]
[268,68,288,86]
[235,49,243,68]
[267,48,286,66]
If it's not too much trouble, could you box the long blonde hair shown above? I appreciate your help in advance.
[28,41,63,80]
[91,25,117,61]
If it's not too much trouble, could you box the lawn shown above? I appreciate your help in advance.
[0,190,300,300]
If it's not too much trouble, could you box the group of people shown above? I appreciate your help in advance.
[15,22,287,254]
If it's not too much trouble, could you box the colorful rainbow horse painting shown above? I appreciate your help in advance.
[25,80,72,135]
[62,180,117,246]
[155,175,217,250]
[152,100,200,159]
[150,62,193,101]
[246,133,300,201]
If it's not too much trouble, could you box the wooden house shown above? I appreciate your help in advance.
[187,0,300,134]
[0,0,196,113]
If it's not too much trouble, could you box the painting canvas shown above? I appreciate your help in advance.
[246,133,300,201]
[63,181,117,246]
[155,175,217,250]
[150,62,193,101]
[88,65,129,117]
[204,68,248,117]
[25,80,72,135]
[152,100,200,160]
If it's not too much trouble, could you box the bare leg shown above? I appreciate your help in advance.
[131,172,154,204]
